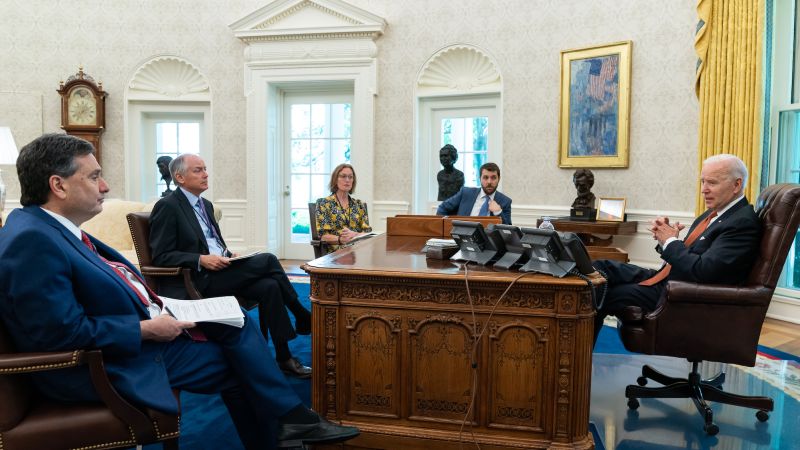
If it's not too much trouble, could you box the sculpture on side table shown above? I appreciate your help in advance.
[157,155,174,197]
[437,144,465,201]
[570,168,597,221]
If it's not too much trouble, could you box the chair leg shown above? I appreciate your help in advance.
[700,383,774,411]
[639,364,684,386]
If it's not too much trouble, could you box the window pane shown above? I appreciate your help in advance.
[310,139,329,173]
[157,123,177,153]
[291,140,310,174]
[311,174,328,200]
[331,103,351,138]
[441,116,489,188]
[291,208,311,243]
[331,139,350,167]
[311,104,329,138]
[291,174,311,208]
[178,123,200,153]
[291,105,310,138]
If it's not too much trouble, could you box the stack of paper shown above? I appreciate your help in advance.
[424,238,458,248]
[160,296,245,328]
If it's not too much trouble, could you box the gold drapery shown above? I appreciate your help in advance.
[695,0,764,214]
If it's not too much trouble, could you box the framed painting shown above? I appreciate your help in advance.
[596,197,626,222]
[559,41,632,168]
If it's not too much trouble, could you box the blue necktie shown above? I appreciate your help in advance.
[478,195,491,216]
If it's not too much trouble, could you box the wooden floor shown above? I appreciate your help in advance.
[280,259,800,356]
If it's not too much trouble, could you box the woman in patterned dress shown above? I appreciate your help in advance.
[315,163,372,251]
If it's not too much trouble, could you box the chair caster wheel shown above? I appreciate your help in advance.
[704,423,719,436]
[636,376,647,386]
[756,410,770,422]
[627,398,640,410]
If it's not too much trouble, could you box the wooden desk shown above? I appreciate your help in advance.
[304,234,600,450]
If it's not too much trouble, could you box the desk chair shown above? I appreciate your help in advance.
[127,211,203,299]
[619,183,800,435]
[0,324,179,449]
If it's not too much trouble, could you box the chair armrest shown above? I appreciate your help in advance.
[140,266,182,277]
[0,350,84,373]
[665,281,771,307]
[0,349,161,442]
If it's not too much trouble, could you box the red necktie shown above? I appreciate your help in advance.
[82,232,160,307]
[639,212,717,286]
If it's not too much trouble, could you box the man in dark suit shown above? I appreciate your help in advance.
[149,154,311,378]
[591,154,762,344]
[0,134,358,448]
[436,162,513,224]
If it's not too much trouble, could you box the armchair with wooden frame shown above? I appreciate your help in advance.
[0,323,179,449]
[619,183,800,435]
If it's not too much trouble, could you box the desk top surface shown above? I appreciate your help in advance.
[303,233,603,287]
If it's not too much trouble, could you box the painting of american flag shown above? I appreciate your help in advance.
[559,41,631,168]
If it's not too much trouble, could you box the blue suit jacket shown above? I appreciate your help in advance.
[0,206,182,413]
[436,187,513,224]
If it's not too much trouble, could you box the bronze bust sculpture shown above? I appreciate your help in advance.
[157,155,174,197]
[570,169,596,220]
[437,144,465,201]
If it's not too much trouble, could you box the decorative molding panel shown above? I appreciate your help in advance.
[230,0,386,43]
[127,55,210,101]
[417,45,502,95]
[215,199,248,252]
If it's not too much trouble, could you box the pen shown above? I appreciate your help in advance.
[163,306,193,339]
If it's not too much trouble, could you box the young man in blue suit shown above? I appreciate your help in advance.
[0,134,358,449]
[436,162,513,224]
[591,154,762,344]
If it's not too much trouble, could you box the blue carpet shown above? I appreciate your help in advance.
[144,283,799,449]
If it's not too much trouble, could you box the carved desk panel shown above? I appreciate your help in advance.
[304,235,600,450]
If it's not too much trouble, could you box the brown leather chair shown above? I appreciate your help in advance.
[619,183,800,435]
[127,211,202,299]
[0,323,179,449]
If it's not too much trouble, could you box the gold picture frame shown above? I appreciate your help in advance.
[596,197,626,222]
[559,41,632,168]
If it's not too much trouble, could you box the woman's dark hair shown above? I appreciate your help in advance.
[17,134,94,206]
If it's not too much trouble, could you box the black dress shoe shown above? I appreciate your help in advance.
[278,357,312,379]
[277,416,359,447]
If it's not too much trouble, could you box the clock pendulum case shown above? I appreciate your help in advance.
[57,67,107,164]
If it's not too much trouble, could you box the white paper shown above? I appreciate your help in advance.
[349,232,379,244]
[161,296,245,328]
[228,251,262,262]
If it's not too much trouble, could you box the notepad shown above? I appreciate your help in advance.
[160,296,245,328]
[228,251,262,262]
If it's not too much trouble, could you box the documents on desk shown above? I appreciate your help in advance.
[160,296,245,327]
[349,232,379,244]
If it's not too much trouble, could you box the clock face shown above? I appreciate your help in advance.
[67,87,97,126]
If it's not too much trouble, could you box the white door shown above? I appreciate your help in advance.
[282,93,353,259]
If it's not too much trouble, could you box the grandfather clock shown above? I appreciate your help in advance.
[58,67,107,163]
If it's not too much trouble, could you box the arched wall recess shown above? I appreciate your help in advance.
[124,55,213,201]
[414,44,503,214]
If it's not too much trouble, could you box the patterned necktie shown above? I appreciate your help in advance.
[639,211,718,286]
[196,199,221,241]
[478,195,491,216]
[81,232,161,308]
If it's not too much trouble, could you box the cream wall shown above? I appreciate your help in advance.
[1,0,698,214]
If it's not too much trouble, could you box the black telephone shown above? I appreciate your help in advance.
[558,232,595,275]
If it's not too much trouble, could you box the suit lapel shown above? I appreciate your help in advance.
[462,188,480,215]
[174,189,209,252]
[26,207,149,314]
[687,197,749,245]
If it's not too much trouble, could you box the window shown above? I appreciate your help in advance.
[441,116,489,186]
[154,120,201,196]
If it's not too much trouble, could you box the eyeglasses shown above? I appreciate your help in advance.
[338,174,354,180]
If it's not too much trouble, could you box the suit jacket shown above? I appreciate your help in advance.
[0,206,181,413]
[149,188,226,297]
[436,187,513,224]
[661,197,762,284]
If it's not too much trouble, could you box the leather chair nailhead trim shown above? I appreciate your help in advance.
[0,351,79,373]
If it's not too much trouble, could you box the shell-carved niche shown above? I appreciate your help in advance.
[417,45,502,95]
[128,56,210,101]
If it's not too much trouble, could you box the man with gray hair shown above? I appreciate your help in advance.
[149,153,312,378]
[590,154,762,345]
